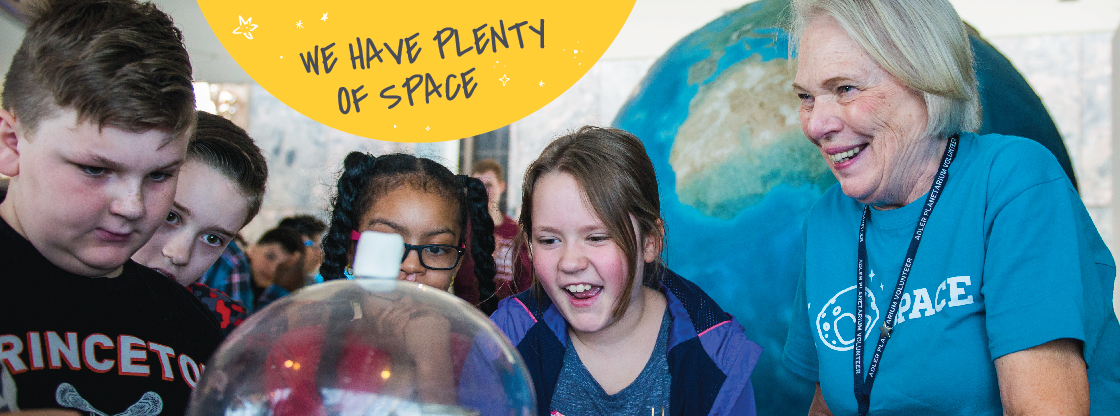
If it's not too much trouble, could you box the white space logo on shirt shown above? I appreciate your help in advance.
[816,285,880,351]
[815,275,976,351]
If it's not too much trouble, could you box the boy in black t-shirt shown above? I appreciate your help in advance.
[0,1,223,414]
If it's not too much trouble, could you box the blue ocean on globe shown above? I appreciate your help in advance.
[612,0,1071,414]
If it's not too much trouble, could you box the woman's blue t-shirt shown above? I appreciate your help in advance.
[783,132,1120,415]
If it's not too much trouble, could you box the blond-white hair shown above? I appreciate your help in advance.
[790,0,981,138]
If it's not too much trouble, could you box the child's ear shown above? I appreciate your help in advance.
[642,219,665,263]
[0,109,21,177]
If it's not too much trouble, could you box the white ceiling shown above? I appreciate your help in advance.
[2,0,1119,84]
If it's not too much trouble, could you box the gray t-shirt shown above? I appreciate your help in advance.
[550,308,672,415]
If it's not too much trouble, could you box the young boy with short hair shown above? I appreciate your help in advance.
[133,111,269,337]
[0,1,222,414]
[245,227,306,309]
[277,214,328,281]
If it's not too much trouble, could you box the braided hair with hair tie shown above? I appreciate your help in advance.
[320,152,379,281]
[459,174,497,314]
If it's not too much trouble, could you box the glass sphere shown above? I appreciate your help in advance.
[188,279,536,416]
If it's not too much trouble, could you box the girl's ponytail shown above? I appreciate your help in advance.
[460,174,497,313]
[321,152,378,281]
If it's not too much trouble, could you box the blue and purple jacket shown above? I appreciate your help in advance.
[491,267,762,416]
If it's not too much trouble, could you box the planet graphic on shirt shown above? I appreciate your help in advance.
[611,0,1072,414]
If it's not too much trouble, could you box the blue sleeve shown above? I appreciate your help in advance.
[981,142,1089,360]
[490,295,534,346]
[728,379,758,416]
[782,265,819,381]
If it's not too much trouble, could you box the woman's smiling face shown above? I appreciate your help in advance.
[794,16,942,209]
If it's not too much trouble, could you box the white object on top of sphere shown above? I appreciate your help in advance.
[352,231,405,279]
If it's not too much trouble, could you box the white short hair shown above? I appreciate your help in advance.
[790,0,982,138]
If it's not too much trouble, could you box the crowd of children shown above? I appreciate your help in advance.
[0,1,760,414]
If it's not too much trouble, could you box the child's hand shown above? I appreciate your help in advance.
[357,293,457,404]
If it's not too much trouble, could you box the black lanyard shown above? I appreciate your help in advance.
[854,136,958,415]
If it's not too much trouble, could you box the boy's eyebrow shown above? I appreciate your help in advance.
[171,201,192,217]
[212,226,238,238]
[82,154,184,172]
[169,202,237,238]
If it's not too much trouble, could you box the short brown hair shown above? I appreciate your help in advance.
[1,0,195,138]
[519,126,664,320]
[471,158,504,180]
[189,111,268,227]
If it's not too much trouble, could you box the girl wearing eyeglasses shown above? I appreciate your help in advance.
[318,152,496,306]
[255,153,498,414]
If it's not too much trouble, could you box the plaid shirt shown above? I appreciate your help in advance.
[200,241,289,314]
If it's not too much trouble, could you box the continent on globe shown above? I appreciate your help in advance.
[672,55,833,219]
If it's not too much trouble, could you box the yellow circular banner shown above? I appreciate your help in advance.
[197,0,635,142]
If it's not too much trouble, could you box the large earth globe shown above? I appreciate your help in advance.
[612,0,1073,414]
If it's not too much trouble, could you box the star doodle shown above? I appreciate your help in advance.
[499,74,510,86]
[321,13,328,21]
[539,80,545,87]
[233,15,258,40]
[296,20,304,29]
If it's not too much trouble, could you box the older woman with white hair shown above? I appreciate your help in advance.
[781,0,1120,414]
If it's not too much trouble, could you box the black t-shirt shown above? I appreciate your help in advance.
[0,218,223,415]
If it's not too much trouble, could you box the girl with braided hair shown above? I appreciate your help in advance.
[257,152,502,415]
[320,152,498,312]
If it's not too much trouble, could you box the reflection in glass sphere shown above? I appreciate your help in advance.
[188,280,535,416]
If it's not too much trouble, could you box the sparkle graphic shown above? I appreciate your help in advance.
[499,74,510,86]
[425,126,430,131]
[296,20,303,29]
[321,13,328,21]
[539,80,545,87]
[233,16,258,40]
